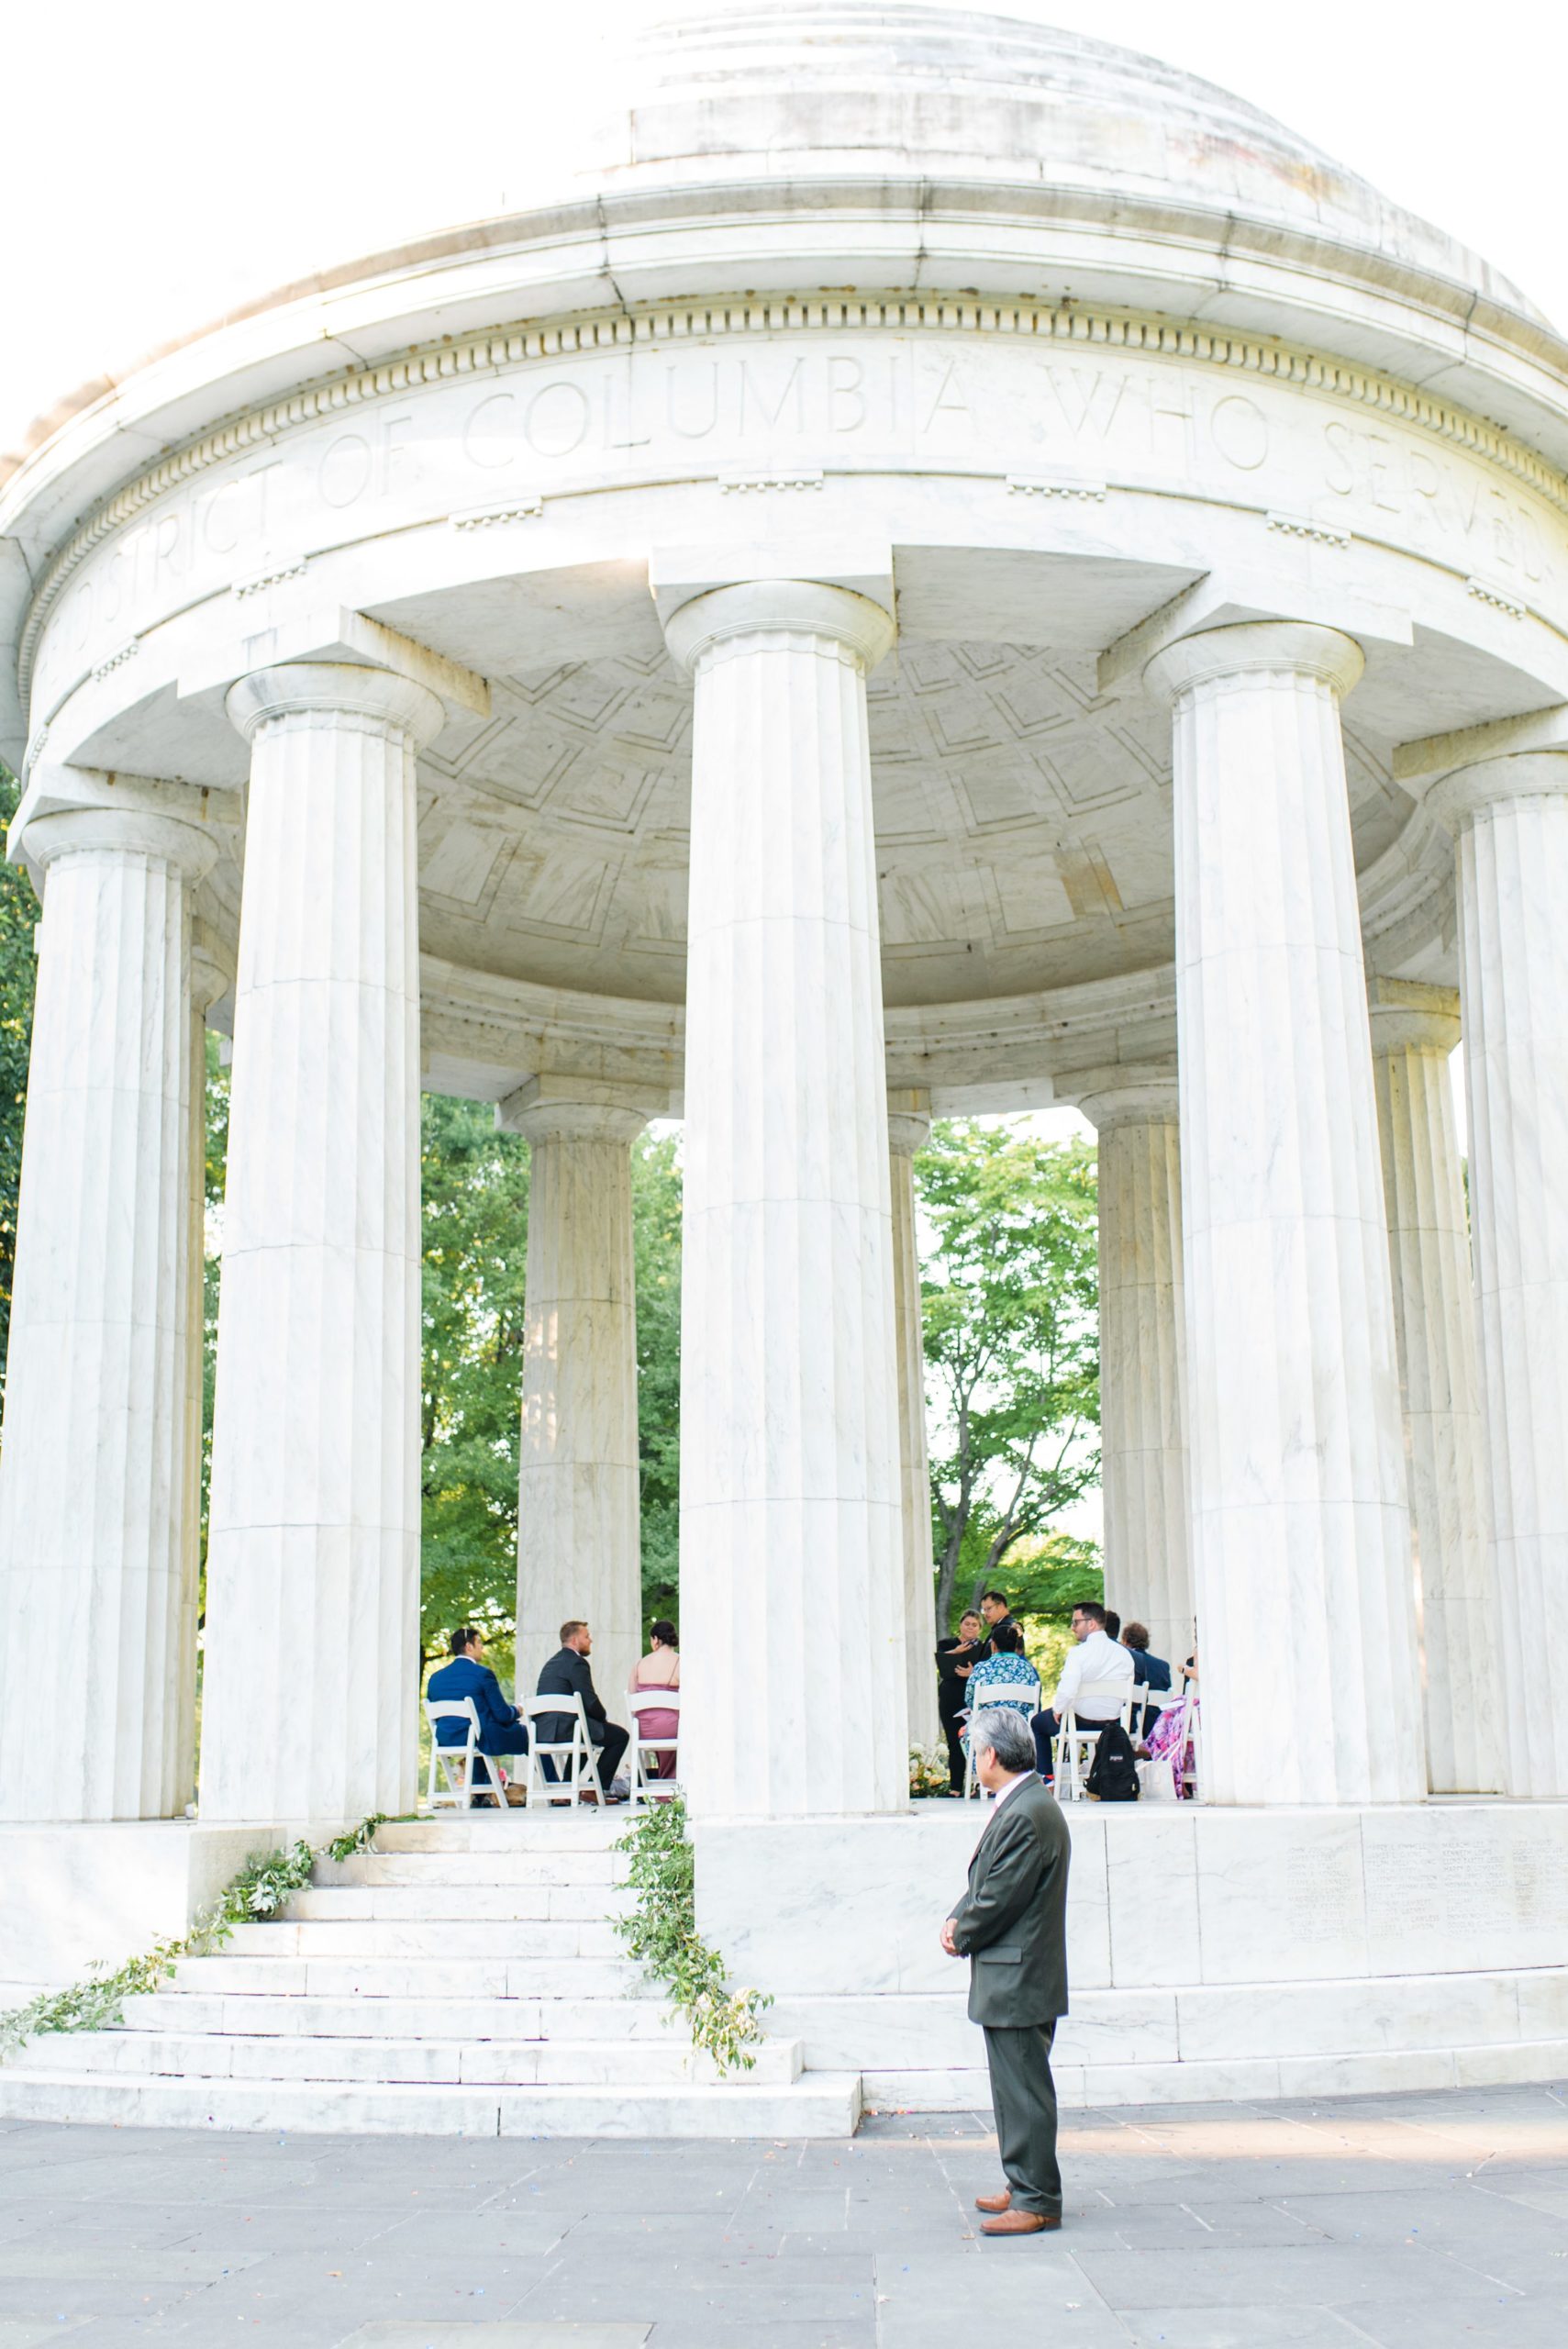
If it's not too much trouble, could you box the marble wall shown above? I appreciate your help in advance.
[0,1821,303,1997]
[696,1803,1568,2106]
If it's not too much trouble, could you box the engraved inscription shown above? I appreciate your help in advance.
[33,327,1568,704]
[1287,1851,1361,1946]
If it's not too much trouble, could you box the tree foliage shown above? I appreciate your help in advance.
[918,1119,1101,1637]
[196,1077,682,1672]
[419,1096,530,1670]
[0,763,39,1403]
[633,1130,683,1621]
[417,1105,684,1669]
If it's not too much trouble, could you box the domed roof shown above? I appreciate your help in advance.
[587,4,1540,323]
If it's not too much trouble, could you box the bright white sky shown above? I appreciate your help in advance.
[3,0,1564,463]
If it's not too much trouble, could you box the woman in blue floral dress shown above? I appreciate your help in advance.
[962,1621,1040,1727]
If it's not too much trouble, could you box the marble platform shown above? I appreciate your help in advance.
[695,1800,1568,2110]
[0,1814,859,2138]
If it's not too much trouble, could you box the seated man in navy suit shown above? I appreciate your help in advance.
[427,1626,529,1805]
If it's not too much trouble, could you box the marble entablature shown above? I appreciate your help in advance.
[9,296,1568,1105]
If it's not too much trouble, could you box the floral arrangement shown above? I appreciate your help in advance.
[909,1741,953,1798]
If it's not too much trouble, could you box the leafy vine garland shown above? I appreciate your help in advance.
[612,1798,771,2075]
[0,1814,387,2065]
[3,1804,767,2082]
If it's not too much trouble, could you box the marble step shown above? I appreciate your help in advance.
[3,2030,803,2087]
[316,1851,628,1889]
[118,1990,685,2042]
[283,1884,627,1923]
[171,1954,645,1998]
[221,1919,622,1959]
[376,1816,626,1854]
[0,2069,862,2139]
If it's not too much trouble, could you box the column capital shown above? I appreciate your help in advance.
[1366,977,1460,1058]
[1424,749,1568,834]
[15,766,222,885]
[662,580,895,676]
[25,804,219,885]
[886,1086,932,1158]
[496,1073,662,1147]
[1144,620,1364,707]
[226,662,446,747]
[190,918,235,1016]
[1063,1062,1180,1129]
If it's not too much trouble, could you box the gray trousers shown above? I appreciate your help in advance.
[982,2019,1061,2215]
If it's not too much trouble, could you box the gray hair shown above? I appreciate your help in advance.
[969,1706,1036,1774]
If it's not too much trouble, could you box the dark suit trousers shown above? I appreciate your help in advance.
[589,1717,629,1792]
[983,2019,1061,2215]
[938,1689,968,1791]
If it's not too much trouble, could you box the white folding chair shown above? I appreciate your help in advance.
[962,1687,1041,1798]
[521,1692,596,1807]
[424,1698,506,1811]
[627,1687,681,1806]
[1181,1698,1203,1800]
[1052,1677,1137,1801]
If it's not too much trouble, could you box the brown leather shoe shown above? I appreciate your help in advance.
[974,2189,1011,2213]
[981,2209,1061,2236]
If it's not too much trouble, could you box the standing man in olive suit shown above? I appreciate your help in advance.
[941,1705,1071,2235]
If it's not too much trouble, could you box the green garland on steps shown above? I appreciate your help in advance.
[2,1803,769,2083]
[612,1798,771,2076]
[0,1813,388,2065]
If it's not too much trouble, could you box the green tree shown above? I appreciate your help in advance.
[919,1119,1101,1637]
[633,1130,683,1620]
[0,763,39,1402]
[199,1033,230,1568]
[419,1095,531,1673]
[416,1108,684,1668]
[996,1528,1105,1691]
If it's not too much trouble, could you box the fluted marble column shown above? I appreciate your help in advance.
[170,924,234,1814]
[502,1076,651,1712]
[1431,751,1568,1798]
[888,1089,940,1749]
[1367,979,1501,1794]
[0,792,217,1820]
[1074,1068,1192,1675]
[1147,622,1424,1806]
[665,579,906,1816]
[200,663,442,1826]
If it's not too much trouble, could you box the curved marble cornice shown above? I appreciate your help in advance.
[13,287,1568,718]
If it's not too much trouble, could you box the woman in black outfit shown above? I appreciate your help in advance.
[935,1609,985,1793]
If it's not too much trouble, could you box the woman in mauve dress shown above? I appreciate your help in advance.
[628,1618,681,1782]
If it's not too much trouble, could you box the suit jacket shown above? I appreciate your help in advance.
[948,1776,1071,2027]
[535,1645,609,1742]
[426,1655,526,1753]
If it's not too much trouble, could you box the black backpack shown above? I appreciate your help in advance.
[1084,1720,1140,1801]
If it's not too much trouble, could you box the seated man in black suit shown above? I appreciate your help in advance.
[1120,1620,1173,1739]
[426,1626,528,1805]
[536,1620,630,1802]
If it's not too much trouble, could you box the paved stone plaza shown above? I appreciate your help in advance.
[0,2084,1563,2346]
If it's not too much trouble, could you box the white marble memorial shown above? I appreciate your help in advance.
[3,3,1568,2111]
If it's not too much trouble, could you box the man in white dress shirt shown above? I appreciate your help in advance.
[1030,1600,1134,1781]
